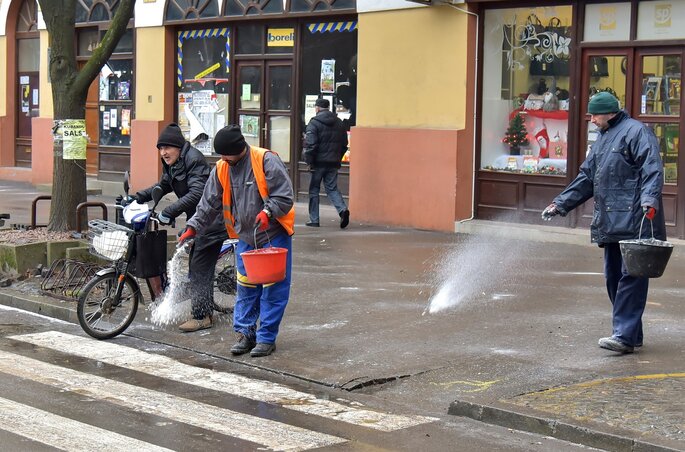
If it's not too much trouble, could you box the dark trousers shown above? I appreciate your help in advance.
[308,167,347,223]
[188,234,224,319]
[604,243,649,346]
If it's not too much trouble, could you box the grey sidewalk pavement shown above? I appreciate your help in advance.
[0,179,684,452]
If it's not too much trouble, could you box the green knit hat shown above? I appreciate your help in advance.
[588,92,620,114]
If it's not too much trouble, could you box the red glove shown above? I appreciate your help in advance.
[178,226,196,245]
[255,210,270,231]
[643,206,656,220]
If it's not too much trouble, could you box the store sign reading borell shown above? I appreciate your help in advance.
[267,28,294,47]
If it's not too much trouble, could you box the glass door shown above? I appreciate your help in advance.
[633,49,683,232]
[236,60,293,162]
[576,50,631,226]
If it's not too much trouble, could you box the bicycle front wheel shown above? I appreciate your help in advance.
[77,272,142,340]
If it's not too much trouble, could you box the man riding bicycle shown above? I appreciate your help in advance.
[124,123,226,332]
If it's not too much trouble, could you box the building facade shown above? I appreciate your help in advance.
[1,0,684,239]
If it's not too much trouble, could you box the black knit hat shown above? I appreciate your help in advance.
[156,123,186,149]
[213,125,247,156]
[315,98,330,109]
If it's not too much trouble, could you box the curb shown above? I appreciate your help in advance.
[449,400,682,452]
[0,290,78,324]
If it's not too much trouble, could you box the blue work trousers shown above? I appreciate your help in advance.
[308,167,347,223]
[234,233,292,344]
[604,243,649,347]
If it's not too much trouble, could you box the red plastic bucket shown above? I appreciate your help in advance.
[241,247,288,284]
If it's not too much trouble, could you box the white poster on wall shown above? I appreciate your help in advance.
[304,95,318,124]
[320,59,335,93]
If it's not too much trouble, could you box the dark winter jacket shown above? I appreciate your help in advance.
[136,142,225,237]
[303,110,348,168]
[554,111,666,245]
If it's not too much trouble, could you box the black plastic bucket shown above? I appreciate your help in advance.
[619,215,674,278]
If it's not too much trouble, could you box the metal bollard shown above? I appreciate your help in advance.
[75,202,108,233]
[31,195,52,229]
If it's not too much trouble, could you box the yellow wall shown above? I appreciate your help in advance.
[357,6,469,129]
[0,36,6,117]
[135,26,167,121]
[39,30,52,117]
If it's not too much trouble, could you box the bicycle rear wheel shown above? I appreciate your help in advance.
[77,272,142,339]
[213,248,236,314]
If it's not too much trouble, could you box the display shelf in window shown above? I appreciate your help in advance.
[509,107,568,121]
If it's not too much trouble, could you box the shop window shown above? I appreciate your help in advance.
[166,0,219,21]
[640,55,681,116]
[224,0,283,16]
[176,28,231,155]
[99,59,133,147]
[300,21,357,162]
[290,0,355,13]
[17,0,37,32]
[481,7,573,176]
[17,38,39,72]
[236,24,264,54]
[649,123,679,184]
[76,0,123,23]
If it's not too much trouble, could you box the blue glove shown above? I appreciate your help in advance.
[157,210,172,225]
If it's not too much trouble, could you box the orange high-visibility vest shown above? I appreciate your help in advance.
[216,147,295,239]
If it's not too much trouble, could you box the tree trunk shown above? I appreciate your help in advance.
[38,0,135,231]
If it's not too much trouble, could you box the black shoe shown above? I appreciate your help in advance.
[340,210,350,229]
[231,334,256,355]
[598,336,634,354]
[305,222,320,227]
[250,342,276,357]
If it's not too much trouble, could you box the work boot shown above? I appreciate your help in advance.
[178,316,212,332]
[305,222,320,227]
[231,333,256,355]
[250,342,276,357]
[598,336,634,354]
[340,210,350,229]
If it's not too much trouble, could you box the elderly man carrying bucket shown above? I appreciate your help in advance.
[182,125,295,358]
[541,91,666,354]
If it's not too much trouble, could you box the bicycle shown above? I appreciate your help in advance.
[77,182,237,340]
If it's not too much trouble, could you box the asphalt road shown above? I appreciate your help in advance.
[0,306,600,452]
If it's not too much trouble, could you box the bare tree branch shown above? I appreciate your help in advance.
[74,0,136,96]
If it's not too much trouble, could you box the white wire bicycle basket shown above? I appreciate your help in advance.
[88,219,133,262]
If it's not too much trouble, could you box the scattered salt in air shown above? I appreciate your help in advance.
[425,234,530,314]
[150,247,192,326]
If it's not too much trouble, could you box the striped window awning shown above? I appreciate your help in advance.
[307,21,357,33]
[179,28,229,39]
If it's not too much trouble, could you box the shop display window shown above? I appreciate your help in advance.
[648,123,679,184]
[640,55,681,116]
[300,22,357,162]
[98,59,133,147]
[176,28,231,155]
[481,7,573,176]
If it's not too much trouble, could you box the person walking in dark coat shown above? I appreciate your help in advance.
[541,92,666,354]
[128,123,227,332]
[303,98,350,229]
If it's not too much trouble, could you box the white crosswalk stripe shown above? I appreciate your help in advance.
[0,349,345,451]
[11,331,436,431]
[0,397,173,452]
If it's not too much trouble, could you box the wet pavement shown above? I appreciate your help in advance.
[0,179,684,451]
